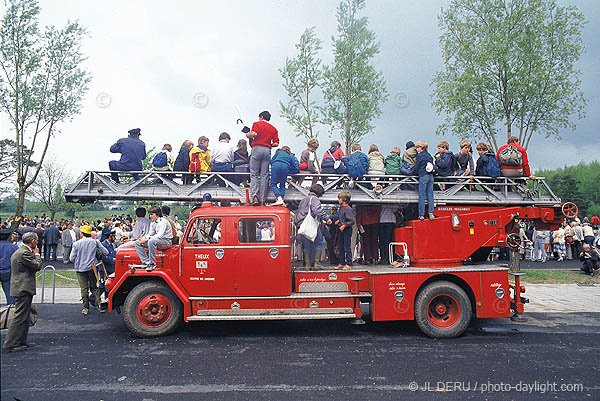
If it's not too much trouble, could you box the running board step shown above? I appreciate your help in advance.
[187,313,357,321]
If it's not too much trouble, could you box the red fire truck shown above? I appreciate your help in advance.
[66,171,570,338]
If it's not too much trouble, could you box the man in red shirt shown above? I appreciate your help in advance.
[496,136,536,179]
[244,111,279,205]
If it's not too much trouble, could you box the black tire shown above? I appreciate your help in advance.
[123,281,183,338]
[414,281,472,339]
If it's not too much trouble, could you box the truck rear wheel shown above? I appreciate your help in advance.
[123,281,183,337]
[414,281,472,338]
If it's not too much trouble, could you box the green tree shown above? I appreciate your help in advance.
[0,139,36,188]
[0,0,91,228]
[29,158,71,219]
[279,27,326,140]
[538,161,600,218]
[323,0,388,154]
[549,172,587,216]
[431,0,587,151]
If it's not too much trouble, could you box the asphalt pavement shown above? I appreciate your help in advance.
[1,304,599,401]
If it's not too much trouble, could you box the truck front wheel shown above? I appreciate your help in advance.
[123,281,183,337]
[414,281,472,338]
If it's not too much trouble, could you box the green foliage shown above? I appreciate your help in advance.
[279,27,326,140]
[537,161,600,217]
[0,139,36,187]
[142,147,157,170]
[0,0,92,224]
[431,0,587,152]
[323,0,388,154]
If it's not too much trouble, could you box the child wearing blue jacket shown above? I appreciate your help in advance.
[270,146,299,206]
[347,144,369,178]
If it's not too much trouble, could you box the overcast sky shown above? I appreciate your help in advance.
[1,0,598,184]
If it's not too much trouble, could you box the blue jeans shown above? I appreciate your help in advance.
[212,162,234,187]
[337,227,353,266]
[418,174,434,217]
[270,163,288,198]
[301,225,323,264]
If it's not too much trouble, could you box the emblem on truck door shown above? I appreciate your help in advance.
[269,248,279,259]
[215,249,224,259]
[394,291,404,302]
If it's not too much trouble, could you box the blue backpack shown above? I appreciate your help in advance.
[483,152,501,178]
[152,151,168,168]
[347,153,367,178]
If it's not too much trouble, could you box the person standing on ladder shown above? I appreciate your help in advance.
[242,111,279,205]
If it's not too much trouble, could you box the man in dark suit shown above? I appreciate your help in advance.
[44,222,60,261]
[2,232,42,352]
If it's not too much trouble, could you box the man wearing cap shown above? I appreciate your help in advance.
[2,232,42,352]
[109,128,146,183]
[134,206,173,270]
[70,225,108,315]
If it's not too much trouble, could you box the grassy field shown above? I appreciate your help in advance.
[517,269,599,284]
[36,270,80,287]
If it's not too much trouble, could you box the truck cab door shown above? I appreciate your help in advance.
[233,215,291,296]
[180,217,235,296]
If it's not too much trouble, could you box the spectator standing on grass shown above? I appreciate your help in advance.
[583,223,595,248]
[572,222,584,257]
[61,223,76,265]
[532,229,547,263]
[553,226,566,262]
[44,221,59,261]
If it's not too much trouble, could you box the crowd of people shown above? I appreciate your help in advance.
[108,111,535,221]
[1,206,185,313]
[518,216,600,276]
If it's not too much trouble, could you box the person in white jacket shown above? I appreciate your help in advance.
[134,206,173,270]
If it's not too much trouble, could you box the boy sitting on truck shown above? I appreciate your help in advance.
[134,206,173,271]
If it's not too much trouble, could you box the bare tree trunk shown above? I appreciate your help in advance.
[11,187,27,230]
